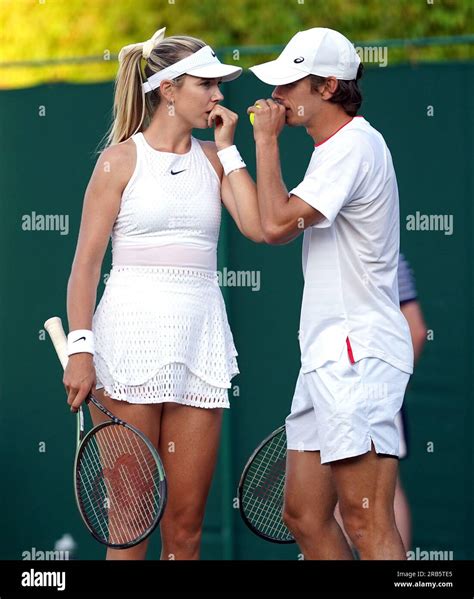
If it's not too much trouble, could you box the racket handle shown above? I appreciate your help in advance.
[44,316,69,370]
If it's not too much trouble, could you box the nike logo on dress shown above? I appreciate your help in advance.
[73,336,86,342]
[171,169,187,175]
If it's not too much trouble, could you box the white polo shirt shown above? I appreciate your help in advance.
[290,116,414,375]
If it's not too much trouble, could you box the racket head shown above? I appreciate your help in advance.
[74,420,167,549]
[238,425,295,544]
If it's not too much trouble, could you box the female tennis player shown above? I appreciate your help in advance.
[63,27,261,560]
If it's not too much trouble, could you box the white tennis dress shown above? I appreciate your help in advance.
[92,132,239,408]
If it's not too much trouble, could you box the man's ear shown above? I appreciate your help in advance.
[159,79,175,103]
[321,77,339,100]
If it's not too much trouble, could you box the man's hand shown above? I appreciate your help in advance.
[247,99,286,141]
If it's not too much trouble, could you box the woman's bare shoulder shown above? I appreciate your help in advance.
[99,137,136,164]
[95,137,137,189]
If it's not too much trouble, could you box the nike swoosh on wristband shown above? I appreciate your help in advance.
[73,336,86,342]
[171,169,187,175]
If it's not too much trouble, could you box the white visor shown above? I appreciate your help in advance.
[142,46,242,93]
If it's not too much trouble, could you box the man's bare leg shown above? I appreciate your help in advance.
[283,449,353,560]
[331,445,405,560]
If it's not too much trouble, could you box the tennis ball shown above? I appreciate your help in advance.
[249,103,261,126]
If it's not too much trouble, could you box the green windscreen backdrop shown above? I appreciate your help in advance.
[1,62,472,560]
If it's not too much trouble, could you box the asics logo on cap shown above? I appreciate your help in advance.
[293,57,305,63]
[170,169,187,175]
[211,51,216,57]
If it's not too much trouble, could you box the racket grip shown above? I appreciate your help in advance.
[44,316,69,370]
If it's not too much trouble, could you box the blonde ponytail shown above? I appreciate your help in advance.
[97,32,206,153]
[107,47,146,147]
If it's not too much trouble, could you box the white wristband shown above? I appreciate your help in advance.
[217,145,246,176]
[67,330,95,356]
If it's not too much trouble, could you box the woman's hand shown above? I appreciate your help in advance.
[63,353,96,413]
[208,105,239,151]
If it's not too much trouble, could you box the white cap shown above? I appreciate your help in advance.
[143,46,242,93]
[249,28,360,85]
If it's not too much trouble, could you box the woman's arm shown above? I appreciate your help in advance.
[221,167,263,242]
[67,141,134,329]
[200,140,263,242]
[206,104,264,243]
[64,141,135,412]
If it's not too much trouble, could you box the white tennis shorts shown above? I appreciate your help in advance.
[285,351,411,464]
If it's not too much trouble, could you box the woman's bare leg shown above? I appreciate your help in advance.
[158,403,223,560]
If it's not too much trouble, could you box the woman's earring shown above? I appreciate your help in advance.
[167,100,175,117]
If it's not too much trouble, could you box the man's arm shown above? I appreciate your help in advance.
[398,254,426,365]
[251,99,324,245]
[256,136,324,244]
[400,300,427,365]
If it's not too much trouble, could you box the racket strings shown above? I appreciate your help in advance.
[83,432,158,543]
[241,429,293,542]
[81,449,155,543]
[91,429,155,534]
[77,423,163,546]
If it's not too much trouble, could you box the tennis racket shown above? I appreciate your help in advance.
[238,425,295,543]
[44,316,167,549]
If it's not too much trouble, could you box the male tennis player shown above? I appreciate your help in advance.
[248,28,414,560]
